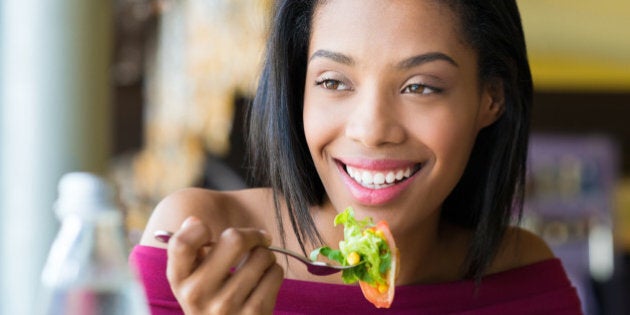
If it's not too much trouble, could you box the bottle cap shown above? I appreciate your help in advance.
[55,172,119,219]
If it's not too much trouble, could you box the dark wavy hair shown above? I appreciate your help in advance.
[246,0,532,280]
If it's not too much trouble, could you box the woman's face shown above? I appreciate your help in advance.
[303,0,501,229]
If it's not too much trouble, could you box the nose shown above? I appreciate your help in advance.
[344,89,406,147]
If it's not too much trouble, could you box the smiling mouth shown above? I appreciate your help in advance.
[343,163,422,189]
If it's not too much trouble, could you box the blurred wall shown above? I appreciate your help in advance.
[0,1,112,314]
[519,0,630,91]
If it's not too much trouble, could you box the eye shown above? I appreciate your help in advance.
[401,83,441,95]
[315,78,350,91]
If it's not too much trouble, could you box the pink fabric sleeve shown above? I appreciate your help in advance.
[129,245,183,315]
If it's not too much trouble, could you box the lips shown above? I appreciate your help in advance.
[336,158,422,205]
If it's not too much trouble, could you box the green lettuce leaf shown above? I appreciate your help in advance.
[310,207,391,285]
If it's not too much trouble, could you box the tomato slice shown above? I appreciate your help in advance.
[358,220,399,308]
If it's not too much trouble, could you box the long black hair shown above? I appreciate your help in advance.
[246,0,533,280]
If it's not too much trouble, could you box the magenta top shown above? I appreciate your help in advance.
[130,245,582,315]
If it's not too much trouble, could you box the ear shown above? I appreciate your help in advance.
[477,79,505,129]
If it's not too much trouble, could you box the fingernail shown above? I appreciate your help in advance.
[181,216,200,228]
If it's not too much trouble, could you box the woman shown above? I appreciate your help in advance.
[131,0,583,313]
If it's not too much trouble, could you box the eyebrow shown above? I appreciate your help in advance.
[309,49,459,69]
[309,49,355,65]
[397,52,459,69]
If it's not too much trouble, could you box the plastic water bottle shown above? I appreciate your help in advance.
[38,172,150,315]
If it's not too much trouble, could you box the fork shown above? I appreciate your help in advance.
[154,230,361,276]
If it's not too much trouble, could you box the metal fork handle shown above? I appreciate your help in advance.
[267,246,313,264]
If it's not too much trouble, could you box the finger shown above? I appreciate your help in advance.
[195,227,272,285]
[242,263,284,315]
[166,216,212,286]
[179,228,273,314]
[213,246,277,308]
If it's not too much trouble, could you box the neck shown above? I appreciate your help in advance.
[392,209,446,285]
[398,219,470,284]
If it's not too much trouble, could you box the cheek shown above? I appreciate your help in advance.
[416,108,479,171]
[302,93,339,158]
[302,90,318,151]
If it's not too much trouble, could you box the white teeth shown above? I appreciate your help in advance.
[361,172,373,185]
[373,173,385,185]
[345,165,417,189]
[385,172,396,184]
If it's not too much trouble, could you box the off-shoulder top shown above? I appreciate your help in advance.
[129,245,582,314]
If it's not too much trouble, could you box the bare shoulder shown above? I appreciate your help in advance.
[487,226,555,275]
[139,187,275,248]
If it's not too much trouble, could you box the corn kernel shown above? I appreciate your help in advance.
[378,283,388,294]
[375,230,385,239]
[347,252,361,265]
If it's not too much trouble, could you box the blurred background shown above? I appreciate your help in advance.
[0,0,628,314]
